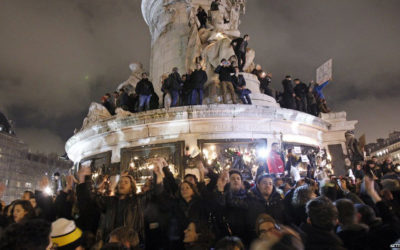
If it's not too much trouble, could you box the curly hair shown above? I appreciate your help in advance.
[11,200,36,222]
[292,184,314,207]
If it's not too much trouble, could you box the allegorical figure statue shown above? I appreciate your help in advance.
[345,131,364,164]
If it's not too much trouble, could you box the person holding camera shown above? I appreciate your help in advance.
[215,59,237,104]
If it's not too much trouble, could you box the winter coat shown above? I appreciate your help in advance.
[231,38,247,54]
[118,92,130,107]
[231,74,246,89]
[336,223,369,250]
[300,223,345,250]
[306,91,317,105]
[190,69,208,89]
[76,182,162,241]
[136,78,154,96]
[166,72,183,91]
[247,186,285,225]
[214,65,234,82]
[294,82,308,99]
[282,79,294,96]
[196,10,208,24]
[259,77,271,93]
[313,80,330,100]
[215,188,250,243]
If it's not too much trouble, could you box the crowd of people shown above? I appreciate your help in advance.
[0,151,399,250]
[101,61,331,118]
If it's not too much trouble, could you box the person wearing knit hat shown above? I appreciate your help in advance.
[255,213,280,241]
[51,218,83,250]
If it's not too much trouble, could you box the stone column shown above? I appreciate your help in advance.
[321,112,358,176]
[142,0,191,101]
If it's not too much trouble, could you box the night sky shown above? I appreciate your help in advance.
[1,0,399,154]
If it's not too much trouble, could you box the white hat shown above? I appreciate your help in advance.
[51,218,82,248]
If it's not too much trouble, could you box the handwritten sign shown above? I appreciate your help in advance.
[316,59,332,84]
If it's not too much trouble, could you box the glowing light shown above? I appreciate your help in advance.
[129,161,135,168]
[134,156,139,160]
[257,147,269,159]
[44,186,53,196]
[207,160,212,165]
[148,164,154,170]
[210,145,216,151]
[216,32,224,39]
[327,154,332,161]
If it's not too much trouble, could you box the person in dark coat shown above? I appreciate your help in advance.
[259,72,274,98]
[215,170,250,245]
[210,0,220,11]
[300,196,345,250]
[247,174,285,237]
[306,83,318,116]
[232,67,251,104]
[117,88,130,111]
[180,74,191,106]
[231,35,250,71]
[76,158,165,242]
[135,72,154,112]
[356,203,400,250]
[281,75,296,109]
[214,59,237,104]
[290,184,317,226]
[166,67,183,107]
[190,64,208,105]
[334,199,369,250]
[102,93,115,115]
[196,6,208,29]
[293,78,308,112]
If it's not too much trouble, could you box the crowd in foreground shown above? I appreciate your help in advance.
[0,153,399,250]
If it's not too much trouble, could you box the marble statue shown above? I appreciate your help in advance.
[186,7,202,71]
[81,102,112,131]
[345,131,364,164]
[229,2,240,30]
[117,63,146,94]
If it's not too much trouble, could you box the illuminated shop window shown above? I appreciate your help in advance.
[198,139,268,181]
[120,141,184,189]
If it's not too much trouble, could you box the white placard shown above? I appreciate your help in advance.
[293,146,301,154]
[316,59,332,84]
[301,155,309,163]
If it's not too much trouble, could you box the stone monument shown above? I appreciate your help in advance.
[66,0,358,180]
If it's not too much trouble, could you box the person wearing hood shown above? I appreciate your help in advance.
[247,174,285,242]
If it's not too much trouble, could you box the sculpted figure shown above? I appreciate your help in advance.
[117,63,145,94]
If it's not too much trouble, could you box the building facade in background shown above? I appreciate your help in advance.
[366,131,400,164]
[0,112,72,204]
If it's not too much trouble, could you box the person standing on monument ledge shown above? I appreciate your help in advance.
[294,78,308,113]
[196,6,208,29]
[165,67,183,107]
[189,63,208,105]
[231,34,250,72]
[215,59,237,104]
[282,75,296,109]
[136,72,154,112]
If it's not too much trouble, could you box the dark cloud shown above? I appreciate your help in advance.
[0,0,399,153]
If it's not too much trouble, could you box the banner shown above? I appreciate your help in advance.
[316,59,332,84]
